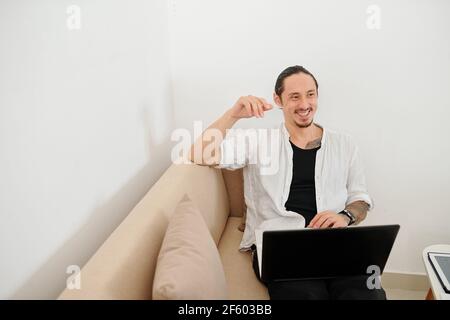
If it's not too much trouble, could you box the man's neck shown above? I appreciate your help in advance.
[285,121,323,149]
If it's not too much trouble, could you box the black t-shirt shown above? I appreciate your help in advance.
[284,140,320,225]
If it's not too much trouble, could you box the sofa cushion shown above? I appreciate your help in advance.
[218,217,269,300]
[152,194,228,300]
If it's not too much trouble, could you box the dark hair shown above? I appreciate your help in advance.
[274,65,319,97]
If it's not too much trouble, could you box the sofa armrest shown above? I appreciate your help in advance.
[58,164,230,300]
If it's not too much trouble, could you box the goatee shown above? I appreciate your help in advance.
[296,120,314,128]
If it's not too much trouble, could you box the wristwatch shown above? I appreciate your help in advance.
[338,209,356,226]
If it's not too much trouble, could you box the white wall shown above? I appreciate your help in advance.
[169,0,450,274]
[0,0,173,299]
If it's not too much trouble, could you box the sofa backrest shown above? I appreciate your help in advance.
[58,163,230,300]
[221,168,246,218]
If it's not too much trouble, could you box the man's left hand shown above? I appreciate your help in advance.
[308,211,349,229]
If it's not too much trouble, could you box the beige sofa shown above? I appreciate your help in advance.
[58,163,269,300]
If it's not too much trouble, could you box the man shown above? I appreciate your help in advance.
[189,65,386,300]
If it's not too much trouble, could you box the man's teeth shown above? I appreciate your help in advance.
[296,109,310,116]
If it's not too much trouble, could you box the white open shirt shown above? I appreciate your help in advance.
[215,122,373,251]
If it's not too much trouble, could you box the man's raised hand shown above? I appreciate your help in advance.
[228,95,273,119]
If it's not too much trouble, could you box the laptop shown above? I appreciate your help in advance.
[260,224,400,282]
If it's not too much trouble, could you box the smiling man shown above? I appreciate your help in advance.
[189,65,386,300]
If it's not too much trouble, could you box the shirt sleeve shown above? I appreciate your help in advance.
[345,139,374,209]
[214,128,255,171]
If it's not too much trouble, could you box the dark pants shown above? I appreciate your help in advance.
[251,245,387,300]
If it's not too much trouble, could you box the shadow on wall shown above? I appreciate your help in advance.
[11,102,175,299]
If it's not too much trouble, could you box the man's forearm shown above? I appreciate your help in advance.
[188,95,274,166]
[345,200,369,224]
[188,110,238,166]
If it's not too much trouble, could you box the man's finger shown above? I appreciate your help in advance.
[317,214,336,228]
[263,103,273,111]
[331,221,346,228]
[247,99,259,117]
[243,100,252,117]
[258,104,264,117]
[256,99,268,116]
[258,97,268,104]
[249,97,262,117]
[309,212,324,226]
[255,97,273,112]
[251,97,264,118]
[311,214,331,228]
[251,103,259,118]
[320,217,335,229]
[309,212,331,227]
[331,220,347,228]
[259,98,274,111]
[256,100,265,117]
[318,215,337,228]
[255,97,267,106]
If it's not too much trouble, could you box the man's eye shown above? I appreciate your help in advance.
[308,93,315,97]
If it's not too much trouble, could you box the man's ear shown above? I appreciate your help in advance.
[273,92,283,108]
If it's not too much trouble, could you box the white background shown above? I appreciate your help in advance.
[1,0,449,299]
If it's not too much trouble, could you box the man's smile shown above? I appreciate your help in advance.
[295,108,312,120]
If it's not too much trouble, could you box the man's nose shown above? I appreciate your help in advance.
[297,98,309,109]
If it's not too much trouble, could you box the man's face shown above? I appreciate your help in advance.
[273,72,318,128]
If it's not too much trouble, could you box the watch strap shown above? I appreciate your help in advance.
[339,209,356,226]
